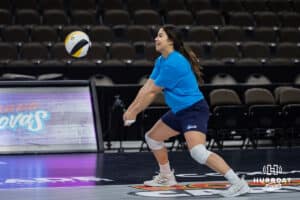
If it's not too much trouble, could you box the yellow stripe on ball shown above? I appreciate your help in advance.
[72,47,84,58]
[64,32,73,46]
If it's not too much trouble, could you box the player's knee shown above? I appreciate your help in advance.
[145,132,165,150]
[190,144,211,164]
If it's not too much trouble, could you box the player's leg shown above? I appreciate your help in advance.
[184,131,230,174]
[184,131,250,197]
[144,118,180,186]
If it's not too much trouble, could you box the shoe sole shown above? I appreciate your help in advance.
[220,182,250,197]
[144,182,178,187]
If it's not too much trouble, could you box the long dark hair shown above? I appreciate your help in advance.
[162,25,204,85]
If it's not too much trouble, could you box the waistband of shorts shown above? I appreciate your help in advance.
[176,98,208,114]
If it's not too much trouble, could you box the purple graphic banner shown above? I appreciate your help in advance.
[0,86,97,153]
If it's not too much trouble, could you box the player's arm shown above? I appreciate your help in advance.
[123,79,162,125]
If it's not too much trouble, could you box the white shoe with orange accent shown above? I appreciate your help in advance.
[220,178,250,197]
[144,171,177,187]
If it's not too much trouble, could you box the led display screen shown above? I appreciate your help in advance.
[0,85,98,153]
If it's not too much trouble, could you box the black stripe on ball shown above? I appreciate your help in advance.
[71,39,89,55]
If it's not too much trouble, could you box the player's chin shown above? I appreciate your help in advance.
[155,45,162,53]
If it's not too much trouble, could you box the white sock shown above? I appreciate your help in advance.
[224,169,240,185]
[159,162,172,175]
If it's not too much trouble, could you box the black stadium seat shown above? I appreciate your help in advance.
[187,26,216,43]
[0,0,11,10]
[279,87,300,146]
[0,9,12,25]
[241,42,271,61]
[127,0,153,13]
[217,26,246,42]
[14,0,38,10]
[250,27,277,43]
[133,9,161,25]
[243,0,269,12]
[0,42,18,65]
[70,10,98,25]
[219,0,244,12]
[31,25,59,43]
[40,0,65,11]
[268,0,292,12]
[209,89,248,149]
[68,0,97,10]
[2,25,29,43]
[279,28,300,43]
[254,11,281,27]
[19,42,48,60]
[127,25,153,42]
[158,0,186,12]
[89,25,114,43]
[103,10,130,26]
[110,42,136,61]
[186,0,212,13]
[15,9,41,25]
[195,10,224,27]
[228,12,256,27]
[165,10,194,26]
[245,88,283,148]
[279,12,300,27]
[100,0,124,10]
[43,10,69,25]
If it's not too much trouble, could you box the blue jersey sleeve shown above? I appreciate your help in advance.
[149,58,160,80]
[154,64,183,89]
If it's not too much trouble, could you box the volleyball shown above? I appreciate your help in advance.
[64,31,91,58]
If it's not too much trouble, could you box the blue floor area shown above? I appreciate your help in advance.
[0,148,299,189]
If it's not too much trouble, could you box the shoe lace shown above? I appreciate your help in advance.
[152,173,169,184]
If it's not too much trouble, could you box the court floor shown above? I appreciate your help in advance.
[0,148,299,200]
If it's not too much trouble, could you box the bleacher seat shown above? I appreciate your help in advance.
[127,0,153,13]
[70,10,98,25]
[195,10,225,26]
[15,9,41,25]
[0,9,12,25]
[228,12,256,27]
[103,10,130,26]
[2,25,29,42]
[187,26,216,43]
[43,10,69,25]
[165,10,194,25]
[245,88,283,147]
[89,25,114,43]
[133,9,161,25]
[279,28,300,43]
[209,89,248,149]
[217,26,246,42]
[40,0,64,11]
[31,25,59,43]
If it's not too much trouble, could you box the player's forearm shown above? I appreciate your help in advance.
[127,88,157,115]
[127,86,145,112]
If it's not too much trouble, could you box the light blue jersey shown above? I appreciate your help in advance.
[150,50,204,113]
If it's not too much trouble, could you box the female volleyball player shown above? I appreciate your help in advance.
[123,25,250,197]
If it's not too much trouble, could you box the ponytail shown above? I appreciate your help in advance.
[162,25,204,85]
[179,45,204,85]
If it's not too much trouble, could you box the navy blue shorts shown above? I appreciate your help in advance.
[161,99,210,134]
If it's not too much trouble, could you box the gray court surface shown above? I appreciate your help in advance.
[0,183,299,200]
[1,148,299,200]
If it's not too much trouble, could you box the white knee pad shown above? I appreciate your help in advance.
[145,132,165,150]
[190,144,211,164]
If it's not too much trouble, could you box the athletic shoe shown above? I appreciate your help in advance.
[144,171,177,186]
[219,178,250,197]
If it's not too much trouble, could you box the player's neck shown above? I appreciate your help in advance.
[161,47,174,58]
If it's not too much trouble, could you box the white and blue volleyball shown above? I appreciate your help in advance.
[64,31,91,58]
